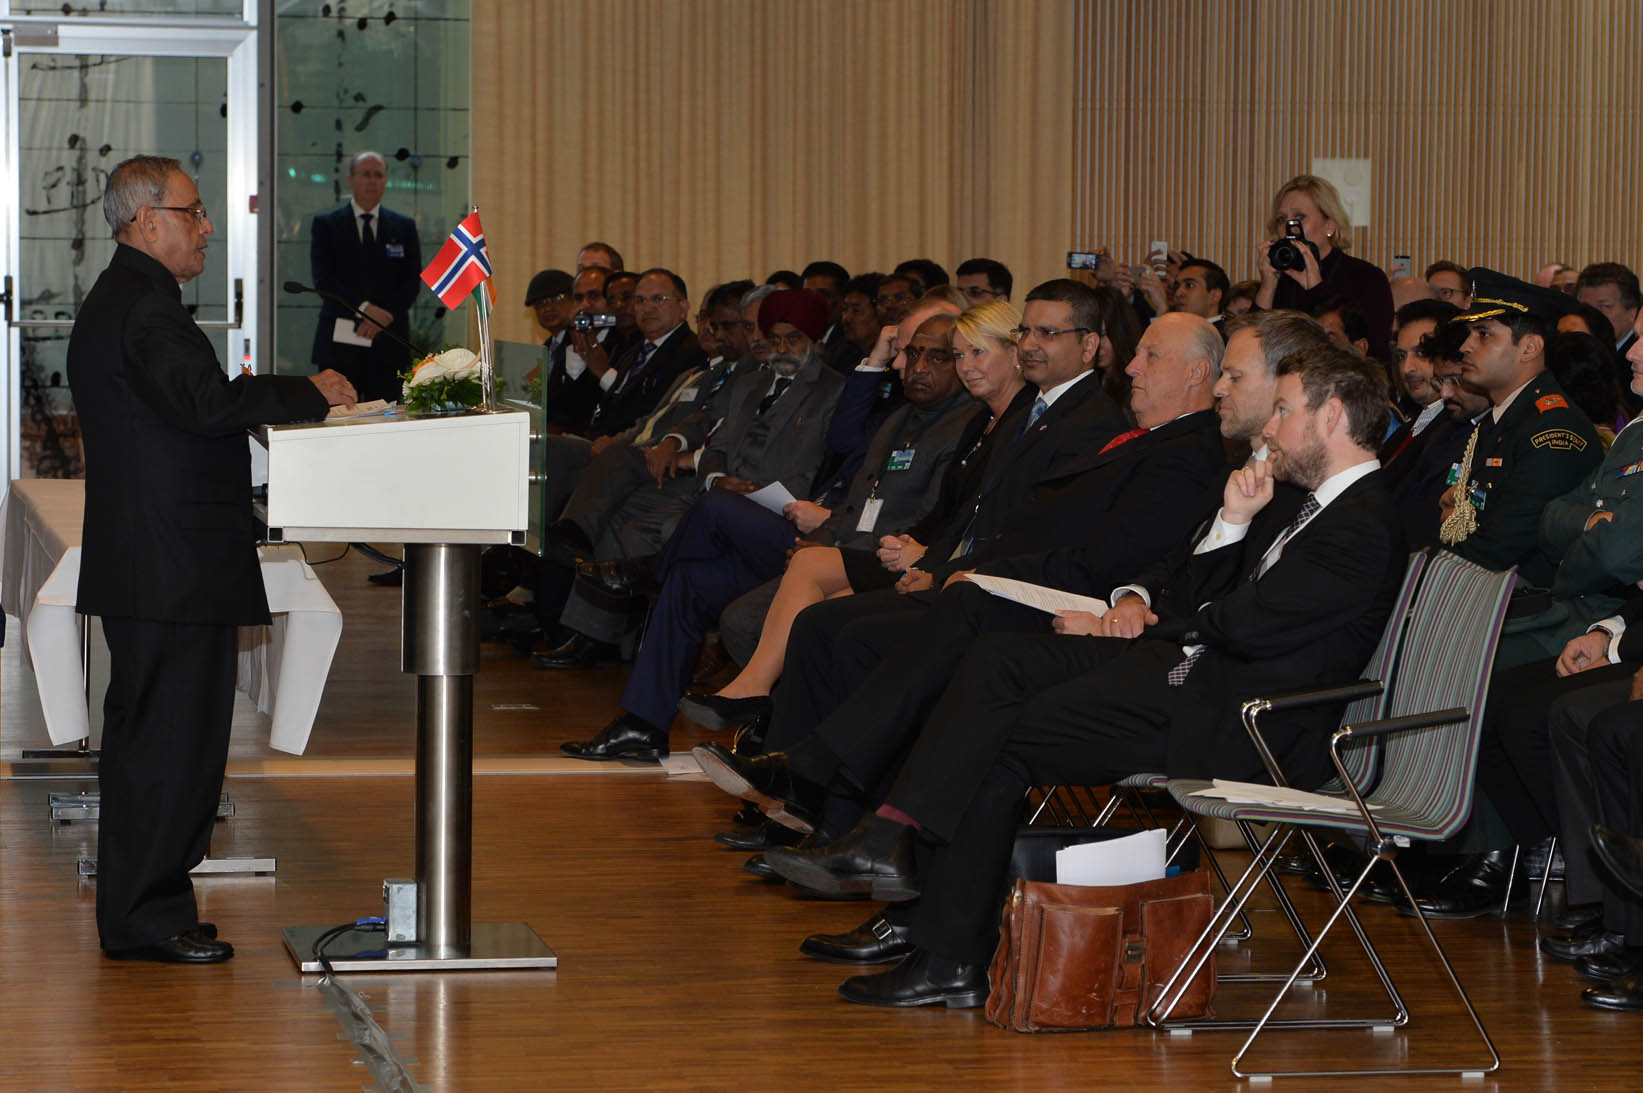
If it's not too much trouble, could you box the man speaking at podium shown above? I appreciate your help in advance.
[69,156,356,963]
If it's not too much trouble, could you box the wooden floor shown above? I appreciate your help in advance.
[2,550,1641,1089]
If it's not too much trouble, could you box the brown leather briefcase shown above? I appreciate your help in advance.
[985,870,1216,1032]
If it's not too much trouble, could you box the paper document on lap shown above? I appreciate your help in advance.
[963,573,1108,616]
[1190,779,1382,814]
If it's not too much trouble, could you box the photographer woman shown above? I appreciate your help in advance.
[1254,173,1393,361]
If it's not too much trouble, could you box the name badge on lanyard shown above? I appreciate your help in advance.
[885,448,916,472]
[856,496,885,533]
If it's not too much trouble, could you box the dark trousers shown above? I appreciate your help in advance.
[766,589,928,754]
[96,617,238,951]
[619,490,795,730]
[791,582,1049,797]
[1585,697,1643,943]
[1476,657,1637,848]
[888,633,1178,964]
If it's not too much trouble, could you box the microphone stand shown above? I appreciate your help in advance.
[283,281,420,355]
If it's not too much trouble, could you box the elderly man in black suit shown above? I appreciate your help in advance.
[732,343,1403,1007]
[71,156,355,963]
[308,151,421,403]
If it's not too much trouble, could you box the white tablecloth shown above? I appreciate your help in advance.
[0,479,342,754]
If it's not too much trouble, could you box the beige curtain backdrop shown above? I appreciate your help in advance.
[1073,0,1643,284]
[472,0,1075,345]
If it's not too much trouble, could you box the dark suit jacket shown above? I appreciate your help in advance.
[586,323,707,438]
[905,384,1037,546]
[919,370,1131,581]
[820,324,862,374]
[1139,470,1406,788]
[976,409,1231,595]
[816,391,982,549]
[70,245,330,626]
[542,330,602,434]
[308,203,421,400]
[698,351,846,497]
[1448,370,1603,587]
[1383,411,1471,550]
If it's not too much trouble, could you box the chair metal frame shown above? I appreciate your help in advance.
[1145,549,1509,1079]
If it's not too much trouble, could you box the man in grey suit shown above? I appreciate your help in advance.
[547,290,846,661]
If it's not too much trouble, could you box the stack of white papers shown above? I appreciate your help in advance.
[1054,828,1167,887]
[1189,779,1380,814]
[745,481,798,515]
[963,573,1108,616]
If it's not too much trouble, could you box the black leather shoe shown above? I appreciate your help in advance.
[743,853,778,880]
[714,819,801,851]
[578,556,660,598]
[838,948,987,1008]
[541,520,595,567]
[196,922,217,940]
[764,814,920,901]
[367,567,403,587]
[1401,849,1521,919]
[561,715,668,761]
[1541,928,1625,962]
[729,801,764,828]
[692,741,824,834]
[532,632,621,669]
[1583,968,1643,1012]
[677,693,773,732]
[802,913,915,965]
[1556,903,1604,933]
[106,927,234,964]
[1592,825,1643,900]
[1576,949,1638,983]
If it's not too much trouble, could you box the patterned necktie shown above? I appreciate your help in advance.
[360,212,375,247]
[1016,396,1049,439]
[1438,423,1482,544]
[613,341,655,396]
[1170,492,1321,686]
[1253,492,1321,580]
[757,377,792,416]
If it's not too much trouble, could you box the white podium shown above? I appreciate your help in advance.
[261,410,557,973]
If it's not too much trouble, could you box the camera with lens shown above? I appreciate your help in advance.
[1267,217,1320,273]
[571,311,619,332]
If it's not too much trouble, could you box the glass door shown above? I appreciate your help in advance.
[0,8,257,486]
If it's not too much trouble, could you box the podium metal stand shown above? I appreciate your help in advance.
[259,410,554,973]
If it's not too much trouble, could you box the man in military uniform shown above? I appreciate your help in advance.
[1438,268,1604,589]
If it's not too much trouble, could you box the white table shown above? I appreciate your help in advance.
[0,478,342,754]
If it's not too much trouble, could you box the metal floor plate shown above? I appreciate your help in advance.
[282,922,558,973]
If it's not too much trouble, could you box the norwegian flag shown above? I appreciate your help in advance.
[420,211,499,309]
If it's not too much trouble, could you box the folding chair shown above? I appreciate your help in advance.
[1148,549,1511,1079]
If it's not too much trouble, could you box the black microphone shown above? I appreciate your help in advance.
[283,280,418,354]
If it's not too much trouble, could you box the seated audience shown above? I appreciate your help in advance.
[560,312,980,761]
[1170,258,1229,322]
[707,342,1403,1008]
[688,300,1027,717]
[1576,261,1642,415]
[576,240,623,271]
[893,258,950,295]
[1380,305,1473,548]
[874,274,918,327]
[1254,173,1394,361]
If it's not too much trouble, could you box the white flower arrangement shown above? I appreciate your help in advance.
[401,347,483,414]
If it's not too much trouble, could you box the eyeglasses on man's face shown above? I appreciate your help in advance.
[633,293,680,307]
[1011,324,1091,343]
[765,330,811,352]
[137,204,210,224]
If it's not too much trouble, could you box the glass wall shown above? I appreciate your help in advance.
[15,53,229,478]
[272,0,471,376]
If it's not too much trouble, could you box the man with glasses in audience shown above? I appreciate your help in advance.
[955,258,1013,304]
[874,274,919,327]
[1426,259,1473,310]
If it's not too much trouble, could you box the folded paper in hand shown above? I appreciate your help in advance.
[963,573,1108,616]
[1189,779,1380,814]
[745,480,798,515]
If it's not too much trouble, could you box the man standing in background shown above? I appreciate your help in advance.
[309,151,422,403]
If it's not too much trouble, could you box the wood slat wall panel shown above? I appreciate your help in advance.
[472,0,1074,346]
[1073,0,1643,283]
